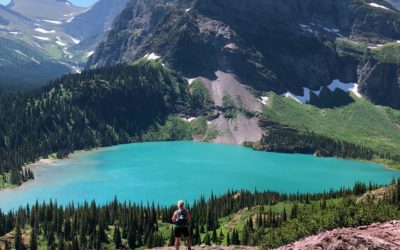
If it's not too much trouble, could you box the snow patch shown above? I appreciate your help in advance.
[185,8,191,12]
[182,117,197,122]
[368,44,384,49]
[55,36,67,47]
[71,65,81,74]
[35,28,55,34]
[299,24,319,36]
[368,3,390,10]
[30,57,40,65]
[9,31,20,35]
[322,27,340,33]
[13,49,27,58]
[62,47,73,59]
[69,36,80,44]
[86,51,94,58]
[282,88,312,104]
[144,52,161,60]
[281,80,362,104]
[33,36,50,41]
[42,19,63,25]
[327,79,362,98]
[186,78,198,85]
[66,16,75,23]
[259,96,269,105]
[56,41,67,46]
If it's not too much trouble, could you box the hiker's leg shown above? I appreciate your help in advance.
[175,237,180,250]
[185,236,191,249]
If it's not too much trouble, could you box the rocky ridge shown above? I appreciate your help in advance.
[276,220,400,250]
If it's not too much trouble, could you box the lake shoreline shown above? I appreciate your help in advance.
[1,140,398,192]
[0,141,398,211]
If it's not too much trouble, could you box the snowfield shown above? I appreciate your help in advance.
[33,36,51,41]
[144,53,161,60]
[281,80,362,104]
[368,3,390,10]
[35,28,56,34]
[42,20,63,25]
[86,51,95,58]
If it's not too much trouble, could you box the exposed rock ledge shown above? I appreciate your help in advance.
[276,220,400,250]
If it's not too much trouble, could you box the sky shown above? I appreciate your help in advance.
[0,0,97,7]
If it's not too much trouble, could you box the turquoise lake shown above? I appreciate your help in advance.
[0,141,399,211]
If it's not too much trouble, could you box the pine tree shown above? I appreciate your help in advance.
[218,229,224,245]
[226,232,231,246]
[113,225,122,249]
[15,222,24,250]
[211,228,217,244]
[128,227,137,249]
[168,228,174,246]
[30,226,38,250]
[203,232,211,246]
[231,229,240,245]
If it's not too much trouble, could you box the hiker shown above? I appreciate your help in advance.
[172,200,191,250]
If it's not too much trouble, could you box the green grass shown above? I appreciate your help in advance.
[0,172,16,190]
[372,42,400,64]
[262,93,400,154]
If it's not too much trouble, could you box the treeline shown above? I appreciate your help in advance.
[0,180,398,249]
[0,60,212,182]
[256,126,376,160]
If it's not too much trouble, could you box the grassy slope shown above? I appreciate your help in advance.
[262,93,400,155]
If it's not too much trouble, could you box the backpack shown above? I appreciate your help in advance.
[176,209,188,227]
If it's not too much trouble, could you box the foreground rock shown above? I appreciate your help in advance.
[154,247,258,250]
[276,220,400,250]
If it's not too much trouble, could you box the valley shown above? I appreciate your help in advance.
[1,0,400,249]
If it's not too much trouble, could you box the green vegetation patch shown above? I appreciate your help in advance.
[262,93,400,154]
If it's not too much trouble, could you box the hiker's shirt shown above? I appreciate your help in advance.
[174,209,189,228]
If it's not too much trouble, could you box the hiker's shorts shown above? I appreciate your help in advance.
[174,227,189,238]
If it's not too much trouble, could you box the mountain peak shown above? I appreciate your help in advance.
[8,0,86,21]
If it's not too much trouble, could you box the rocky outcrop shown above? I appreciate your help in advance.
[87,0,400,109]
[62,0,128,51]
[276,220,400,250]
[358,60,400,109]
[153,247,258,250]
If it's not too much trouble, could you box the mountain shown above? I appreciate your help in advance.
[88,0,400,107]
[86,0,400,147]
[62,0,128,44]
[0,0,128,86]
[386,0,400,9]
[8,0,85,21]
[0,34,70,87]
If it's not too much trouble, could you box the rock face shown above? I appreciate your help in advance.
[154,247,258,250]
[276,220,400,250]
[62,0,128,51]
[87,0,400,109]
[8,0,85,21]
[386,0,400,10]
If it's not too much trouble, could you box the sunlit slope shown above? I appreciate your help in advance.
[262,93,400,154]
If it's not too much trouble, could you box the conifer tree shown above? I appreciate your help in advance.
[203,232,211,246]
[14,222,24,250]
[226,232,231,246]
[30,226,38,250]
[113,225,122,249]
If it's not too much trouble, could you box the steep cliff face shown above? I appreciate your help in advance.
[87,0,174,68]
[87,0,400,109]
[62,0,128,51]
